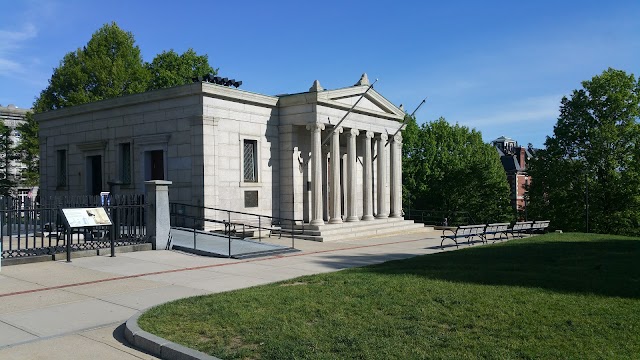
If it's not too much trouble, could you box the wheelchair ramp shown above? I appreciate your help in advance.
[169,228,298,259]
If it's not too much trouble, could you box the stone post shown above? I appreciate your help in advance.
[145,180,172,250]
[390,134,403,218]
[376,133,389,218]
[329,126,343,224]
[306,123,325,226]
[361,131,375,221]
[346,129,360,222]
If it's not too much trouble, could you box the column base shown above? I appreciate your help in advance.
[376,214,389,219]
[361,215,375,221]
[328,218,343,224]
[310,219,325,226]
[389,213,402,218]
[346,216,359,222]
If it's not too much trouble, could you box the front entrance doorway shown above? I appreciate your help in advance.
[145,150,165,180]
[86,155,102,195]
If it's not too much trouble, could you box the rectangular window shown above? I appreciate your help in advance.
[56,149,67,187]
[243,139,258,182]
[119,143,132,184]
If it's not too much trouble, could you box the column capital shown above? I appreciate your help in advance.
[332,126,344,134]
[393,133,403,143]
[365,131,375,139]
[306,122,325,132]
[347,128,360,137]
[377,133,388,141]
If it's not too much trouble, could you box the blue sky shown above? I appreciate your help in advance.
[1,0,639,147]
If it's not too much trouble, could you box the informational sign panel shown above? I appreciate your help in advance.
[61,207,112,228]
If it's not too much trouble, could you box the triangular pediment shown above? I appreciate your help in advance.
[318,86,405,119]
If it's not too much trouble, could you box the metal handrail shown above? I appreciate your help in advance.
[403,208,476,226]
[169,204,304,258]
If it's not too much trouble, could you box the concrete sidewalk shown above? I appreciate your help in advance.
[0,230,448,359]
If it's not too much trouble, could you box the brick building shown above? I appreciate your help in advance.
[492,136,535,217]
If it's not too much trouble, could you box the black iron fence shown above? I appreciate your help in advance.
[404,208,476,227]
[1,194,147,261]
[169,203,304,257]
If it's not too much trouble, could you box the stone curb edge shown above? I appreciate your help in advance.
[125,309,222,360]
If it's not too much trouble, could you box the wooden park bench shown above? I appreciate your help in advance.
[441,224,486,249]
[531,220,551,234]
[509,221,533,238]
[483,223,510,242]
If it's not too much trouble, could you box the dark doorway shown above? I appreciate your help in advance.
[86,155,102,195]
[145,150,165,180]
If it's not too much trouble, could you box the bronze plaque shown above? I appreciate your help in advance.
[244,190,258,208]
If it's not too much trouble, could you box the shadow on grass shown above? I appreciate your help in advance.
[313,234,640,299]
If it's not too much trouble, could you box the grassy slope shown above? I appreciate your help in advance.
[139,233,640,359]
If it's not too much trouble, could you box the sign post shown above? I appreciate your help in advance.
[60,207,113,262]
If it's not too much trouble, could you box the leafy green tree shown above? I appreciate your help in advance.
[0,121,17,195]
[527,68,640,235]
[146,49,215,91]
[15,112,39,187]
[403,117,512,223]
[34,22,149,112]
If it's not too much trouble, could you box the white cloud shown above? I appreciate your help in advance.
[0,23,38,76]
[459,94,562,128]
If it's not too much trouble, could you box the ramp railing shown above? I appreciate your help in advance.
[169,203,305,258]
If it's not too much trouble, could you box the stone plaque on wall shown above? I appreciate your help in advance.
[244,190,258,208]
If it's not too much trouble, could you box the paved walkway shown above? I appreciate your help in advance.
[0,230,448,359]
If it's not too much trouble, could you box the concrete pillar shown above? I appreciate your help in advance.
[362,131,374,221]
[346,129,360,222]
[306,123,325,226]
[329,126,344,224]
[376,133,389,218]
[390,133,403,218]
[144,180,172,250]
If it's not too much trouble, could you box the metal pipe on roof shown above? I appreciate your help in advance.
[321,79,378,146]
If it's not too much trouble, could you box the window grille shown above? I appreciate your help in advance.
[119,143,131,184]
[57,149,67,187]
[243,140,257,182]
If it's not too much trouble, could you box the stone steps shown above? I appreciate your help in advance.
[274,218,435,242]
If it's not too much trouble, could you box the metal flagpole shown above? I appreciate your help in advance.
[321,79,378,146]
[387,97,427,144]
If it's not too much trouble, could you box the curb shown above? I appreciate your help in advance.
[125,310,221,360]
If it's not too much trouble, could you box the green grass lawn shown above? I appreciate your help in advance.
[138,233,640,359]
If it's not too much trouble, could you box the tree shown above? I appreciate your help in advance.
[34,22,149,112]
[15,112,39,187]
[0,121,17,195]
[527,68,640,236]
[403,117,512,223]
[30,22,218,189]
[146,49,215,91]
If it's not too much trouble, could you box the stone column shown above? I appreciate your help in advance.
[329,126,343,224]
[346,129,360,222]
[145,180,173,250]
[361,131,374,220]
[390,133,403,218]
[376,133,389,218]
[306,123,325,225]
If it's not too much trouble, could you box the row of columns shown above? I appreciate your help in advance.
[305,123,402,226]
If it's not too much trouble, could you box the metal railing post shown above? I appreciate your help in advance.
[291,219,294,249]
[258,216,262,242]
[66,227,71,262]
[228,211,231,258]
[110,203,116,257]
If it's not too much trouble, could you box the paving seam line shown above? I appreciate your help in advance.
[0,320,125,350]
[0,236,435,298]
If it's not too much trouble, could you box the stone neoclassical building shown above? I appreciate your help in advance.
[36,74,422,238]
